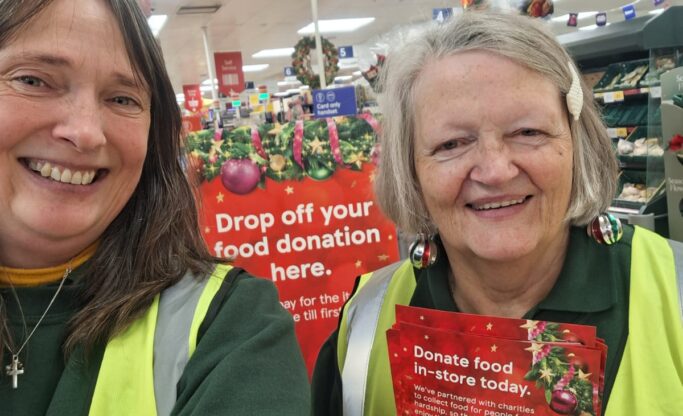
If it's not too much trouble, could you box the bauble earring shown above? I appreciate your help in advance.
[587,213,623,245]
[409,233,438,269]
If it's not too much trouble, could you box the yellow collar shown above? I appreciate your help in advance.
[0,242,98,287]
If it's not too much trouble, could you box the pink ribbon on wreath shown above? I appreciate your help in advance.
[326,118,345,165]
[357,112,382,135]
[214,128,223,141]
[251,126,268,160]
[293,120,304,168]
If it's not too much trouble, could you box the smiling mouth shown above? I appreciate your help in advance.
[22,158,106,186]
[468,196,531,211]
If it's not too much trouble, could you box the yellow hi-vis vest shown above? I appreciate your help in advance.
[337,228,683,416]
[88,264,233,416]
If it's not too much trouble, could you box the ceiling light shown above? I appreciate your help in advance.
[147,15,167,37]
[243,64,270,72]
[334,75,353,82]
[551,11,598,22]
[201,78,217,86]
[252,48,295,58]
[297,18,375,35]
[177,5,220,15]
[176,93,185,102]
[200,85,213,92]
[579,23,611,31]
[648,9,665,15]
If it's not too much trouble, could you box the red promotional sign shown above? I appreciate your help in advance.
[214,51,245,96]
[182,115,202,133]
[187,118,399,373]
[388,306,607,416]
[182,84,203,113]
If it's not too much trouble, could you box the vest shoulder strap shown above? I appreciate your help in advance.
[90,264,236,416]
[341,261,403,416]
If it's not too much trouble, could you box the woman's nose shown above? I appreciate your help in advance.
[51,93,107,151]
[468,137,520,186]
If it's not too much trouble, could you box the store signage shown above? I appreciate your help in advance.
[432,8,453,22]
[231,100,242,108]
[284,66,296,77]
[596,12,607,26]
[567,12,578,27]
[214,51,245,96]
[313,86,357,118]
[338,46,354,59]
[258,92,270,101]
[622,4,636,20]
[182,84,202,113]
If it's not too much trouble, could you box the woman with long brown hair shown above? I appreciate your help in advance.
[0,0,310,414]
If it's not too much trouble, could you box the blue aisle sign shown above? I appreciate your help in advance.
[338,46,354,59]
[432,8,453,22]
[622,4,636,20]
[313,86,357,118]
[284,66,296,77]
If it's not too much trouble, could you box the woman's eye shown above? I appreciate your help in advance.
[111,96,137,106]
[441,140,459,150]
[519,128,541,136]
[14,75,46,88]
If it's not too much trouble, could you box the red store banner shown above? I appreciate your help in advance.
[183,84,203,113]
[185,117,399,373]
[213,51,245,96]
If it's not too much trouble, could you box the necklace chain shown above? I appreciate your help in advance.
[4,266,72,389]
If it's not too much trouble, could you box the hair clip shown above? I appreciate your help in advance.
[566,61,583,121]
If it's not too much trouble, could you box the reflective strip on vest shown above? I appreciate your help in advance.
[89,264,232,416]
[341,262,401,416]
[671,239,683,322]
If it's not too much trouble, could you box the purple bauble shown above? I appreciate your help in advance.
[220,159,261,195]
[550,389,578,415]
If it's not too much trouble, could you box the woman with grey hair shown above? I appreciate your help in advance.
[311,10,683,416]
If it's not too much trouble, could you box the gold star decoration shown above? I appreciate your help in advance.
[520,320,539,331]
[490,344,498,352]
[524,343,544,355]
[285,186,294,195]
[308,137,325,154]
[355,260,362,268]
[210,140,224,156]
[268,123,283,136]
[577,369,592,381]
[362,132,374,142]
[378,254,389,261]
[539,367,554,383]
[486,323,493,331]
[346,152,366,169]
[216,192,225,203]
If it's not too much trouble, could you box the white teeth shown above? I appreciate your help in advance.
[50,166,61,181]
[474,198,525,211]
[40,162,52,177]
[70,171,82,185]
[60,168,72,183]
[27,159,97,185]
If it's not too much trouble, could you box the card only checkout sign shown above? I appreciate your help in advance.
[313,86,357,118]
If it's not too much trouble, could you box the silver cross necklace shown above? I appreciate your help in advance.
[4,266,71,389]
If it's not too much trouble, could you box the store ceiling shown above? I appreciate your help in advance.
[152,0,681,94]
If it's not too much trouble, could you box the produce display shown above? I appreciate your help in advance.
[593,61,649,92]
[617,137,664,157]
[616,183,657,203]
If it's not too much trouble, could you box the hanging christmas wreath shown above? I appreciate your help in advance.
[291,36,339,89]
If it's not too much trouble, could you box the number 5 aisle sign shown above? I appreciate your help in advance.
[186,116,399,374]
